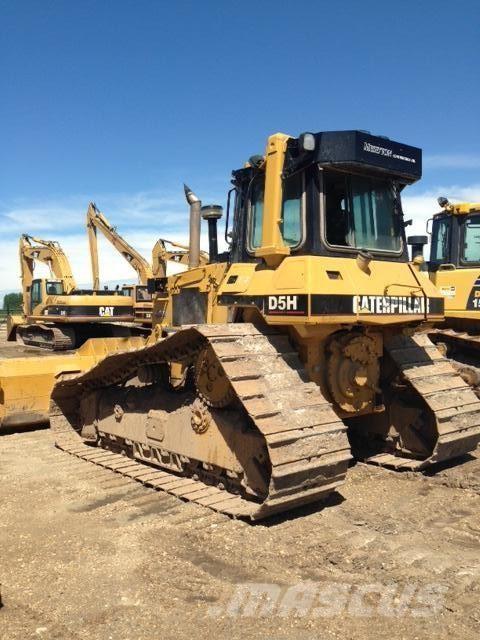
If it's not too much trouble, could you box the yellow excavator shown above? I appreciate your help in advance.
[408,199,480,369]
[86,202,208,325]
[49,130,480,520]
[8,234,138,350]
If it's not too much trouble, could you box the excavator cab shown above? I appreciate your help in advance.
[28,279,65,314]
[121,284,152,325]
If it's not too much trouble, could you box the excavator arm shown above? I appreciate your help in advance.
[19,235,77,314]
[151,238,209,277]
[86,203,153,287]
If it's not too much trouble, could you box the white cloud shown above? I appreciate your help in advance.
[0,188,194,237]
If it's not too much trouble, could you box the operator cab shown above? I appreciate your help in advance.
[30,278,65,313]
[122,284,152,302]
[428,201,480,270]
[229,130,421,264]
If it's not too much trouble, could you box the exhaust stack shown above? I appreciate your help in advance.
[407,235,428,261]
[201,204,223,262]
[184,184,202,269]
[407,235,428,271]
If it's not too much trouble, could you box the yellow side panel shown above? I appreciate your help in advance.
[431,267,480,320]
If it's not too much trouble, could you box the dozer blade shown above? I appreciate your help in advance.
[52,323,352,520]
[367,333,480,470]
[0,337,146,431]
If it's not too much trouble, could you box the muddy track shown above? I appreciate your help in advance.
[367,333,480,470]
[52,324,352,519]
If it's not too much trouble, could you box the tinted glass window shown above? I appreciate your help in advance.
[281,173,304,247]
[462,215,480,263]
[430,217,451,263]
[136,286,152,302]
[46,280,64,296]
[249,178,264,249]
[31,280,42,309]
[324,172,401,252]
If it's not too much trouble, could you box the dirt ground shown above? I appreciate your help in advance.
[1,326,480,639]
[1,425,479,640]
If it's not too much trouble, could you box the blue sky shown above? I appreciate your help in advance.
[1,0,479,290]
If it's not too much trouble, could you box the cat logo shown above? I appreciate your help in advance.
[99,306,114,317]
[353,295,430,315]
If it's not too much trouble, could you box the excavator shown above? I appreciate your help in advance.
[8,234,139,350]
[408,198,480,372]
[86,202,208,325]
[48,129,480,521]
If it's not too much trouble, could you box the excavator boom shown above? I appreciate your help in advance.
[86,202,154,287]
[151,237,208,277]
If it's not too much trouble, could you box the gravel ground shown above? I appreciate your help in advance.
[1,426,480,640]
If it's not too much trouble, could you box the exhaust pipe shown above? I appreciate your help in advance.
[407,235,428,260]
[407,235,428,271]
[201,204,223,262]
[184,184,201,269]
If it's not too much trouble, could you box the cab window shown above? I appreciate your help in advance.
[248,173,304,251]
[31,280,42,310]
[281,172,304,247]
[430,217,451,263]
[136,286,152,302]
[462,215,480,263]
[46,280,64,296]
[324,171,401,253]
[248,177,265,250]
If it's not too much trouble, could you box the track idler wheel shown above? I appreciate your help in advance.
[195,344,234,408]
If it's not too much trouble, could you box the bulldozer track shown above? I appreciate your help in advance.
[52,323,351,520]
[367,333,480,470]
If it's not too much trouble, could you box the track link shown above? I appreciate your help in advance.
[18,324,74,350]
[52,324,351,520]
[367,333,480,470]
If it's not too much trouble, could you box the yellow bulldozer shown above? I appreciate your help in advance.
[47,129,480,520]
[408,199,480,369]
[7,234,144,350]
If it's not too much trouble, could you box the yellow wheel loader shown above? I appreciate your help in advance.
[10,235,145,350]
[43,131,480,519]
[408,199,480,376]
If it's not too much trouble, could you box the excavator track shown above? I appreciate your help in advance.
[366,333,480,470]
[51,323,351,520]
[18,323,75,350]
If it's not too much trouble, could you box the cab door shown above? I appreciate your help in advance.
[30,279,44,315]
